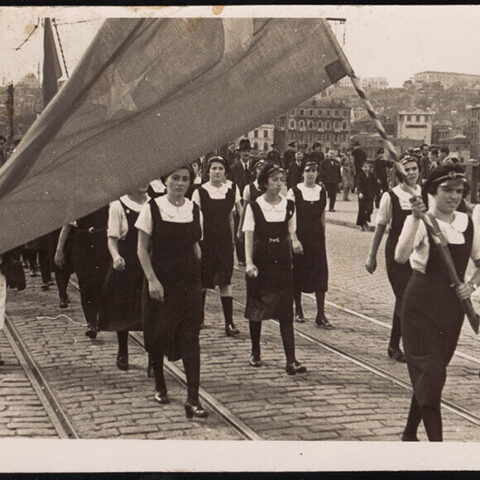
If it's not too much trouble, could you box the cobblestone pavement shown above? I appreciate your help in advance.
[1,196,480,441]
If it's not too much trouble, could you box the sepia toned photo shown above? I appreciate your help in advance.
[1,5,480,473]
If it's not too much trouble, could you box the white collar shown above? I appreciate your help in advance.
[433,210,468,233]
[119,194,149,212]
[258,194,287,211]
[203,180,232,194]
[298,183,321,193]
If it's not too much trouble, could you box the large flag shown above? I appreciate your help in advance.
[43,18,63,106]
[0,18,352,253]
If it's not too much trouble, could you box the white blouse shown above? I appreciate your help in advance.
[192,180,241,211]
[107,195,149,240]
[399,211,480,273]
[242,180,260,202]
[286,183,323,202]
[135,196,203,236]
[243,194,296,233]
[375,185,422,226]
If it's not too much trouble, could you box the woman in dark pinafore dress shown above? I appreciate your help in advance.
[395,164,480,441]
[192,156,242,337]
[287,160,331,328]
[98,186,149,371]
[55,206,110,339]
[137,165,208,418]
[243,163,307,375]
[365,155,421,362]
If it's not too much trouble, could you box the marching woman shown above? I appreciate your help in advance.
[55,206,110,339]
[243,163,307,375]
[98,185,149,371]
[287,160,332,328]
[192,156,242,336]
[136,165,208,417]
[365,155,421,362]
[395,164,480,441]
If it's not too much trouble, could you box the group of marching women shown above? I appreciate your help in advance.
[366,155,480,442]
[50,154,332,418]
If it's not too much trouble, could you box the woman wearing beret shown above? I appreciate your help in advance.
[287,160,332,328]
[365,155,421,362]
[98,184,149,371]
[395,164,480,441]
[243,163,307,375]
[136,165,208,418]
[192,156,242,337]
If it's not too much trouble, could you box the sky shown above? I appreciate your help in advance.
[0,5,480,88]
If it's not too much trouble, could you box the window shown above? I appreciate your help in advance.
[343,110,348,117]
[291,109,295,115]
[407,115,411,121]
[299,120,305,130]
[326,121,331,130]
[263,142,268,151]
[318,120,323,130]
[326,133,331,141]
[318,109,322,116]
[300,109,304,116]
[416,115,420,122]
[263,130,268,138]
[290,120,296,129]
[334,110,339,117]
[309,109,313,116]
[320,133,325,140]
[334,134,338,142]
[342,121,347,130]
[334,121,339,130]
[326,110,331,117]
[308,121,314,129]
[253,142,258,149]
[254,130,258,138]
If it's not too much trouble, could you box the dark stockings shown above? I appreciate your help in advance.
[403,394,443,442]
[388,310,402,351]
[279,321,296,364]
[249,321,262,358]
[55,270,71,302]
[221,296,233,327]
[201,290,207,321]
[116,331,128,357]
[152,352,166,394]
[294,289,303,316]
[315,290,326,319]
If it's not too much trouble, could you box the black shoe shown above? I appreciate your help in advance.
[116,355,128,371]
[41,283,49,291]
[154,390,170,404]
[85,324,97,339]
[29,270,37,277]
[185,401,209,419]
[401,433,419,441]
[295,313,306,323]
[59,299,68,309]
[249,355,261,367]
[225,323,240,337]
[286,361,307,375]
[388,346,406,363]
[315,316,333,329]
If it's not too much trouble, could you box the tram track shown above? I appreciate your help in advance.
[3,313,79,439]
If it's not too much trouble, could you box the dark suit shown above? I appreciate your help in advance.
[352,147,367,191]
[319,158,341,211]
[287,161,304,189]
[284,149,296,171]
[230,160,252,196]
[309,151,325,167]
[356,171,377,227]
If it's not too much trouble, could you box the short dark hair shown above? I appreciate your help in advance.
[440,146,450,155]
[161,164,195,186]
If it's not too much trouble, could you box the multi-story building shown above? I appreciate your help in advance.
[273,99,351,153]
[361,77,389,90]
[467,105,480,159]
[235,124,275,152]
[412,71,480,89]
[397,110,435,144]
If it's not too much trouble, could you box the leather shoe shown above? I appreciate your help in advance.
[388,346,406,363]
[315,316,333,329]
[41,283,50,291]
[116,355,128,371]
[59,299,68,309]
[85,325,97,339]
[225,323,240,337]
[286,361,307,375]
[295,314,306,323]
[154,390,170,404]
[185,401,209,418]
[401,433,419,441]
[249,355,261,367]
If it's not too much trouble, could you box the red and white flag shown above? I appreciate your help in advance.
[0,18,352,253]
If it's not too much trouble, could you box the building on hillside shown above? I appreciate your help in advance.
[412,71,480,89]
[397,109,435,144]
[273,99,351,153]
[349,133,417,161]
[361,77,389,90]
[467,105,480,159]
[235,124,275,152]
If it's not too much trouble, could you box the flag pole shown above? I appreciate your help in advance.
[347,72,479,333]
